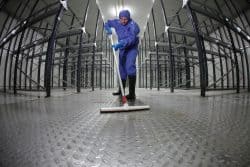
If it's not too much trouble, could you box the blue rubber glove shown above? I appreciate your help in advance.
[112,41,125,51]
[105,26,112,35]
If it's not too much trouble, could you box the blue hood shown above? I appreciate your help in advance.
[119,10,131,20]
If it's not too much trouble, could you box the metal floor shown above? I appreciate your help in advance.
[0,89,250,167]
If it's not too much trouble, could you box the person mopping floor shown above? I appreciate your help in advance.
[105,9,138,100]
[100,10,150,113]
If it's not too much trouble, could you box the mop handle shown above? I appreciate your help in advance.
[109,35,126,98]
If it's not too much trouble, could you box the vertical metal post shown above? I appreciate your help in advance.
[138,44,141,88]
[206,18,219,88]
[107,39,110,88]
[160,0,174,91]
[77,33,83,92]
[200,35,208,87]
[112,42,114,88]
[151,8,159,90]
[95,64,98,88]
[214,0,235,91]
[176,13,191,89]
[29,0,41,90]
[218,26,230,89]
[12,0,32,93]
[141,39,144,88]
[9,34,19,91]
[29,46,35,90]
[29,21,43,90]
[3,39,12,92]
[24,49,29,90]
[225,56,229,89]
[191,52,196,87]
[223,0,247,90]
[71,61,75,85]
[235,35,245,88]
[150,54,152,89]
[58,53,62,87]
[145,59,148,89]
[146,22,151,89]
[105,60,107,89]
[144,34,147,88]
[227,28,240,93]
[241,39,250,91]
[215,0,240,92]
[156,44,160,90]
[63,15,75,90]
[100,24,104,90]
[229,50,235,88]
[110,40,113,88]
[91,10,99,91]
[85,66,87,88]
[165,57,168,88]
[218,45,224,88]
[24,29,37,90]
[186,2,206,96]
[105,35,107,89]
[37,23,49,90]
[45,4,64,97]
[19,49,25,89]
[168,30,174,92]
[142,36,145,88]
[77,0,89,92]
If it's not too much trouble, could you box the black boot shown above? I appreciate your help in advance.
[126,76,136,100]
[112,80,126,96]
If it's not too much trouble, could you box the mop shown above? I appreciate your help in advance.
[100,35,150,113]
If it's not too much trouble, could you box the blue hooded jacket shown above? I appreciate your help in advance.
[104,10,140,49]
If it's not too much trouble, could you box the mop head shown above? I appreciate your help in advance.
[100,103,150,113]
[100,96,150,113]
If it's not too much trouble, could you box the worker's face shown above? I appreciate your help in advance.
[119,16,129,25]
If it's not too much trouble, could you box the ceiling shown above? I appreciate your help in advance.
[0,0,250,43]
[96,0,154,37]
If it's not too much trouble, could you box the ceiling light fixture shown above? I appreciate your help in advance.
[165,26,169,32]
[247,35,250,41]
[11,30,16,35]
[60,0,68,10]
[182,0,189,8]
[236,27,241,32]
[81,27,86,33]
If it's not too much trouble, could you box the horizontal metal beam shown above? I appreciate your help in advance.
[12,29,89,54]
[43,52,105,61]
[190,3,250,43]
[55,28,83,39]
[153,43,238,58]
[149,51,198,59]
[166,27,237,50]
[143,58,199,66]
[25,43,96,58]
[0,7,60,47]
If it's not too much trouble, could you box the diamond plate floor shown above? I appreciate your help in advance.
[0,89,250,167]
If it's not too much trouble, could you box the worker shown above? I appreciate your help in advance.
[104,9,140,100]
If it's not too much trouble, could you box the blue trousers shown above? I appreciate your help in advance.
[119,47,138,80]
